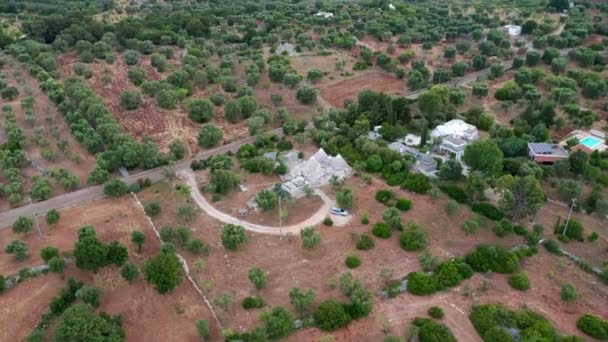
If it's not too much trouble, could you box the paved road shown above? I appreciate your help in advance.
[180,170,336,235]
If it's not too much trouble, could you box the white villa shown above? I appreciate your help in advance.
[502,24,522,36]
[431,119,479,160]
[280,149,353,195]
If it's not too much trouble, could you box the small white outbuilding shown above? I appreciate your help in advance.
[502,24,522,36]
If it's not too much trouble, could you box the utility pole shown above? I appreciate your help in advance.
[29,197,43,238]
[278,189,283,237]
[561,198,577,237]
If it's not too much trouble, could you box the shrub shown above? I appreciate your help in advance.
[407,272,437,295]
[470,304,558,342]
[242,296,265,309]
[46,210,60,225]
[144,202,161,217]
[198,124,223,148]
[560,284,577,302]
[542,239,562,255]
[372,222,391,239]
[401,173,431,194]
[399,223,428,251]
[360,213,369,225]
[248,267,266,289]
[221,224,247,250]
[187,99,214,123]
[336,188,354,209]
[301,226,321,249]
[576,314,608,340]
[508,272,530,291]
[555,219,584,241]
[412,317,456,342]
[460,219,480,235]
[356,234,375,250]
[12,216,33,234]
[445,200,459,216]
[375,189,394,204]
[296,86,317,104]
[262,306,294,340]
[323,217,333,226]
[438,185,468,203]
[40,246,60,263]
[464,245,520,274]
[588,232,599,242]
[345,255,361,269]
[121,262,139,281]
[492,219,513,237]
[471,203,503,221]
[395,199,412,211]
[196,319,211,341]
[314,300,352,331]
[428,306,444,319]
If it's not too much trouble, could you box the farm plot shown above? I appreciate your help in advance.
[0,60,96,211]
[0,196,218,341]
[319,71,406,108]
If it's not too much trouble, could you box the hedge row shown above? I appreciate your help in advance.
[407,258,473,296]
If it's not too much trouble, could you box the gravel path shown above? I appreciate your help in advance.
[180,170,336,235]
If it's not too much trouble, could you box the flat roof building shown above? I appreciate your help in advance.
[528,143,569,164]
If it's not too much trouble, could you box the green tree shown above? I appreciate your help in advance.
[336,188,354,209]
[143,250,183,294]
[560,284,577,302]
[289,288,316,317]
[121,262,139,281]
[307,69,323,83]
[208,169,240,194]
[120,90,141,110]
[382,207,403,230]
[30,177,52,201]
[499,175,544,220]
[438,159,463,180]
[5,239,28,261]
[46,209,60,225]
[314,300,352,331]
[156,89,178,109]
[399,223,428,251]
[54,304,124,341]
[187,99,214,123]
[262,306,295,339]
[221,224,247,250]
[48,257,66,275]
[76,286,102,307]
[103,179,128,197]
[300,226,321,249]
[296,86,317,104]
[40,246,60,263]
[12,216,33,234]
[198,124,223,148]
[131,230,147,253]
[74,235,108,271]
[248,267,267,289]
[462,140,503,177]
[255,190,278,211]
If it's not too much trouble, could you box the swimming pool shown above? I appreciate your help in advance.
[580,136,603,149]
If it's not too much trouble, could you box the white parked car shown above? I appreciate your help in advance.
[330,207,348,216]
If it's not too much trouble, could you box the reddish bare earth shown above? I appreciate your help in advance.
[0,196,218,341]
[319,71,406,108]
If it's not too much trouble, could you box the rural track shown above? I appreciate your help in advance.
[180,170,335,235]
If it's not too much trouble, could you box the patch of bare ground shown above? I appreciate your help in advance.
[319,71,406,108]
[0,195,218,341]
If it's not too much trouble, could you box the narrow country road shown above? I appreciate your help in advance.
[179,170,335,235]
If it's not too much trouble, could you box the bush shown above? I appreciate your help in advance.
[445,200,459,216]
[428,306,444,319]
[375,189,394,204]
[438,185,468,203]
[471,203,503,221]
[401,174,431,194]
[198,124,223,148]
[221,224,247,250]
[46,210,60,225]
[587,232,599,242]
[508,272,530,291]
[576,314,608,340]
[187,99,214,123]
[560,284,577,302]
[40,246,60,263]
[395,199,412,211]
[296,86,317,104]
[314,300,352,331]
[464,245,520,274]
[470,304,558,342]
[356,234,375,250]
[399,223,428,251]
[542,239,562,255]
[248,267,266,289]
[492,219,513,237]
[103,179,128,197]
[336,188,354,209]
[262,306,294,340]
[412,317,457,342]
[242,296,265,309]
[345,255,361,269]
[12,216,33,234]
[323,217,333,226]
[121,262,139,281]
[144,202,161,217]
[372,222,391,239]
[555,219,584,241]
[301,226,321,249]
[407,272,437,295]
[460,219,480,235]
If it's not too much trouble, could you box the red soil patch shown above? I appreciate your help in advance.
[0,195,219,341]
[319,72,406,108]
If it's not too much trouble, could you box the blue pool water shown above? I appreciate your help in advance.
[580,136,602,149]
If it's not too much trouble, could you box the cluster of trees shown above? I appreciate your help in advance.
[74,226,128,272]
